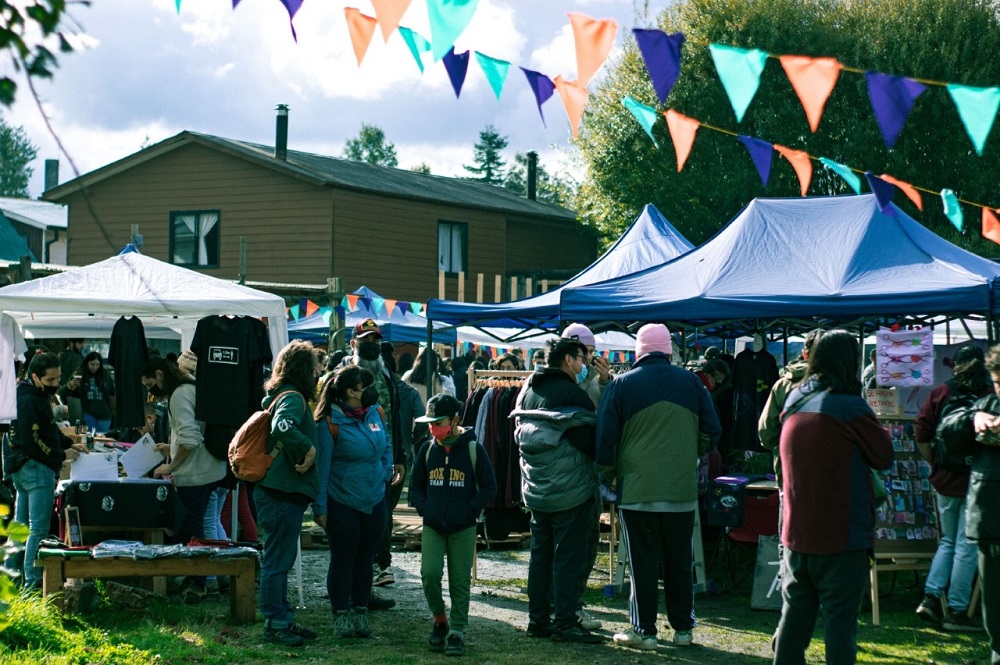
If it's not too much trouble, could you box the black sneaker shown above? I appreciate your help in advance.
[551,622,603,644]
[264,626,304,647]
[943,610,985,632]
[429,621,449,652]
[526,622,554,638]
[444,633,466,656]
[288,623,317,640]
[916,594,943,625]
[368,589,396,611]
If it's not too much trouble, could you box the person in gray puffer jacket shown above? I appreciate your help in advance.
[511,337,602,645]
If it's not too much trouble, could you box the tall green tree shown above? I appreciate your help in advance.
[463,124,508,185]
[0,116,36,197]
[503,152,578,207]
[577,0,1000,254]
[343,123,398,168]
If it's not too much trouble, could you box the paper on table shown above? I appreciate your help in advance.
[70,450,119,481]
[119,433,163,479]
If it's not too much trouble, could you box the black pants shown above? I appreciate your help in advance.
[375,475,405,570]
[618,508,695,636]
[528,497,594,629]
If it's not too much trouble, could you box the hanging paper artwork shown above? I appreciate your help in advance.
[664,109,699,172]
[946,83,1000,156]
[622,95,659,147]
[427,0,480,62]
[819,157,860,194]
[475,52,510,100]
[345,8,379,66]
[553,76,589,138]
[738,135,773,186]
[399,26,432,73]
[709,43,768,122]
[983,208,1000,247]
[633,29,685,104]
[567,12,618,88]
[941,189,963,232]
[876,327,933,388]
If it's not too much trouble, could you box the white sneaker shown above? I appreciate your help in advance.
[612,627,656,650]
[577,607,602,630]
[673,630,693,646]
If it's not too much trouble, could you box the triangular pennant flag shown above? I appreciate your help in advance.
[553,76,589,138]
[411,302,424,316]
[878,173,923,211]
[304,299,320,318]
[664,109,699,172]
[359,297,373,312]
[442,47,471,98]
[340,295,350,309]
[320,307,333,325]
[774,144,812,196]
[280,0,304,41]
[622,96,659,147]
[941,189,963,232]
[345,8,379,66]
[819,157,861,194]
[865,71,927,148]
[521,68,555,125]
[233,0,241,7]
[175,0,182,13]
[383,298,397,317]
[474,52,510,100]
[983,207,1000,246]
[371,297,385,315]
[632,29,685,104]
[708,43,768,122]
[567,12,618,88]
[397,301,411,316]
[346,294,360,311]
[289,304,301,321]
[427,0,480,62]
[371,0,411,42]
[779,55,842,132]
[398,26,432,73]
[738,135,773,186]
[864,172,896,212]
[946,83,1000,156]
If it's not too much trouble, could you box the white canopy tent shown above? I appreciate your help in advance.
[0,248,288,355]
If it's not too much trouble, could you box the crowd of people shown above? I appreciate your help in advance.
[2,321,1000,664]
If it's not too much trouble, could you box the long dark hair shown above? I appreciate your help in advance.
[801,329,860,394]
[951,346,990,394]
[266,340,318,399]
[77,351,108,387]
[314,365,374,420]
[409,347,439,386]
[141,357,193,396]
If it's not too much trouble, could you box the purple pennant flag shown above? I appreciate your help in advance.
[397,301,411,317]
[335,306,346,319]
[866,71,927,148]
[232,0,241,7]
[520,67,555,126]
[358,297,373,312]
[738,135,773,186]
[442,48,470,98]
[633,29,685,105]
[864,172,897,215]
[280,0,304,41]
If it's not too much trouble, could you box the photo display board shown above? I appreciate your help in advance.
[872,417,938,556]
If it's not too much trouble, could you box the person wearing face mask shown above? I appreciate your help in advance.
[511,337,602,644]
[560,324,612,409]
[313,364,392,640]
[532,350,546,372]
[3,352,87,590]
[410,393,497,656]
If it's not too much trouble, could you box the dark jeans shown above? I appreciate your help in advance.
[375,475,405,570]
[528,497,594,629]
[618,508,696,636]
[773,548,869,665]
[979,542,1000,665]
[326,497,386,612]
[578,492,602,609]
[175,483,215,587]
[254,487,307,628]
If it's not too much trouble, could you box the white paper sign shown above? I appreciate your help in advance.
[70,451,119,481]
[119,433,164,479]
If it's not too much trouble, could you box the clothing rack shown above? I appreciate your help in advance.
[467,368,532,390]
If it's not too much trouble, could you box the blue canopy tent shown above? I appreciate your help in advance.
[426,203,694,331]
[289,286,457,344]
[559,195,1000,330]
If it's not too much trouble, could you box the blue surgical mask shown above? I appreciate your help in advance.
[575,365,588,384]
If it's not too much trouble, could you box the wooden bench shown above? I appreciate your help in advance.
[39,555,257,624]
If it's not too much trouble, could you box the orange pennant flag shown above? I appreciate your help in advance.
[383,298,397,317]
[371,0,411,42]
[779,55,842,132]
[983,207,1000,246]
[567,12,618,88]
[304,299,319,318]
[345,8,378,66]
[774,144,813,196]
[878,173,923,211]
[345,294,361,311]
[664,109,700,172]
[553,76,589,138]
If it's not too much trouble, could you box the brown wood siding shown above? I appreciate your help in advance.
[9,220,43,260]
[505,218,596,273]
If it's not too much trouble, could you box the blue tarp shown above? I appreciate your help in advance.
[426,203,694,327]
[289,286,457,344]
[560,195,1000,324]
[0,211,35,262]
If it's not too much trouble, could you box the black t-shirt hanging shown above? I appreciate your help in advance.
[191,316,263,427]
[247,317,272,415]
[108,316,149,428]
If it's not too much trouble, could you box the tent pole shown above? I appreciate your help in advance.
[989,312,995,345]
[426,319,434,388]
[858,324,864,382]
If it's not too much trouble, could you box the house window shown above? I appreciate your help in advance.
[437,221,467,276]
[170,210,220,267]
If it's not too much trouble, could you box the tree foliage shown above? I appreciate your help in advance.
[409,162,432,174]
[503,152,578,207]
[0,0,80,106]
[0,116,37,197]
[343,123,398,168]
[576,0,1000,254]
[463,124,508,184]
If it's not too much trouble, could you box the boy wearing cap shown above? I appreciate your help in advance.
[410,393,497,657]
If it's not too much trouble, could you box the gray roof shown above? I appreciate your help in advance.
[45,131,578,223]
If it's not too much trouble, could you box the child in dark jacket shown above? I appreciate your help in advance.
[410,393,497,657]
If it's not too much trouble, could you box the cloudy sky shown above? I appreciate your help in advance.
[3,0,662,198]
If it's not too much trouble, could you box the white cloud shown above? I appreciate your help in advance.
[528,24,576,80]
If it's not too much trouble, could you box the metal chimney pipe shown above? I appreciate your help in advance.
[526,151,538,201]
[275,104,289,161]
[43,159,59,192]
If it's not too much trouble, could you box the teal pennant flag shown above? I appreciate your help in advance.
[947,83,1000,156]
[320,306,333,325]
[399,26,432,73]
[709,43,769,122]
[289,304,300,321]
[941,189,964,232]
[622,96,660,147]
[371,297,385,315]
[474,52,510,100]
[427,0,480,62]
[819,157,861,194]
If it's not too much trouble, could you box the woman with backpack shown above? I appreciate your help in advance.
[61,351,115,433]
[312,364,392,640]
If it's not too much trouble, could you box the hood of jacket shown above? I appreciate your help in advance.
[781,357,809,383]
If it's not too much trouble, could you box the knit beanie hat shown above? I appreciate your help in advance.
[561,323,596,348]
[636,323,673,358]
[177,350,198,378]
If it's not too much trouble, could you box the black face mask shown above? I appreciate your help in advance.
[147,385,163,397]
[360,386,379,408]
[41,384,59,396]
[357,342,381,361]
